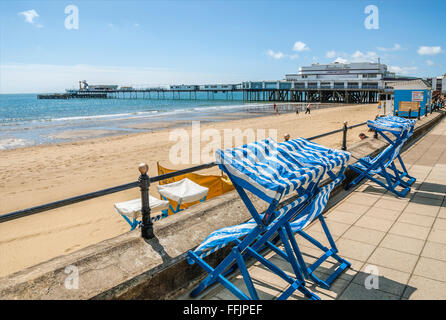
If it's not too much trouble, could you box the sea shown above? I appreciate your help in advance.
[0,93,273,150]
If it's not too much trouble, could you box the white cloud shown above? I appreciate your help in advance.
[18,9,39,24]
[326,50,336,59]
[417,46,443,55]
[107,23,114,28]
[334,57,349,64]
[134,23,140,27]
[377,43,402,52]
[426,60,434,66]
[389,65,418,75]
[266,50,298,60]
[267,50,285,59]
[293,41,310,52]
[351,50,378,62]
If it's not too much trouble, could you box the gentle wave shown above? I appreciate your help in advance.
[0,138,34,150]
[1,103,270,126]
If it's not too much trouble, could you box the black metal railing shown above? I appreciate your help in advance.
[2,112,426,239]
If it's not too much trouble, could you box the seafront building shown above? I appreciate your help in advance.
[243,62,400,90]
[428,75,446,93]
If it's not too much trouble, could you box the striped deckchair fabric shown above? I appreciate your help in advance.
[188,137,351,300]
[215,137,349,203]
[367,116,415,136]
[191,174,342,261]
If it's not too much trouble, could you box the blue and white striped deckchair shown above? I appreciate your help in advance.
[187,137,351,300]
[346,116,416,197]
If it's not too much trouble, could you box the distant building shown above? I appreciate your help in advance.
[87,85,119,91]
[442,75,446,94]
[201,84,238,90]
[425,75,446,94]
[242,62,413,90]
[169,85,200,90]
[286,62,391,87]
[169,84,238,90]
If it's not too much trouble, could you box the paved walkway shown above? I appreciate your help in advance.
[191,116,446,300]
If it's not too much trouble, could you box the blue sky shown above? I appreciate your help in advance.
[0,0,445,93]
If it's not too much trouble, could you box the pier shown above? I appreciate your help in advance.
[36,61,438,104]
[38,86,381,104]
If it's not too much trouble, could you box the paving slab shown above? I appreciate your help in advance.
[352,264,410,297]
[379,234,425,256]
[404,275,446,300]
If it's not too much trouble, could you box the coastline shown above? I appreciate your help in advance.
[0,103,379,277]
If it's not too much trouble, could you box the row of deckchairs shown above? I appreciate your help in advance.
[187,115,416,300]
[114,178,209,230]
[115,115,416,300]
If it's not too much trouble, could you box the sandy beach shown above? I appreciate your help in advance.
[0,103,379,277]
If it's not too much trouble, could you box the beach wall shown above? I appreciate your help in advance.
[0,110,444,300]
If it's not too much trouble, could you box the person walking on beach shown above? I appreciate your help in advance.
[296,106,299,115]
[305,104,311,114]
[274,103,279,115]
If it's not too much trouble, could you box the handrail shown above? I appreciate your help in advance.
[0,120,371,224]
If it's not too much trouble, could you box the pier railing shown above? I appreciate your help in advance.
[3,110,436,238]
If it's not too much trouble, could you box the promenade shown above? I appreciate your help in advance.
[191,116,446,300]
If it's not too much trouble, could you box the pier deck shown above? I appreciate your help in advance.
[40,87,381,103]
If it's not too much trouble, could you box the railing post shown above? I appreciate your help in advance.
[139,163,153,239]
[373,115,378,139]
[431,103,433,114]
[395,110,399,117]
[342,121,348,151]
[408,108,411,119]
[418,107,421,120]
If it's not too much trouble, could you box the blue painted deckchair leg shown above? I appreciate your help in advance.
[189,225,263,297]
[396,155,416,185]
[296,223,351,289]
[188,251,250,300]
[279,279,320,300]
[264,240,289,261]
[243,246,319,300]
[121,214,138,230]
[319,215,338,252]
[380,162,411,197]
[283,222,310,278]
[278,225,306,283]
[348,161,410,197]
[233,247,259,300]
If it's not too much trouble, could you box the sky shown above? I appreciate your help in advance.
[0,0,445,93]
